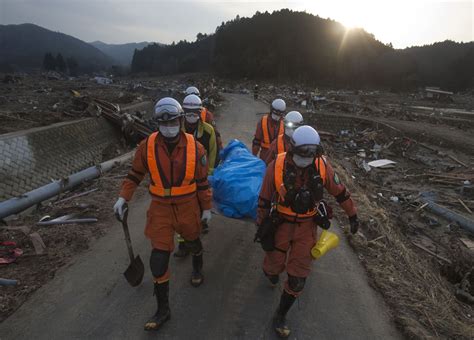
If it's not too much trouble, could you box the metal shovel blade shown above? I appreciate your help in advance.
[118,206,144,287]
[124,254,145,287]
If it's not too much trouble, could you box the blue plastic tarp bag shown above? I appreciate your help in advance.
[209,139,266,219]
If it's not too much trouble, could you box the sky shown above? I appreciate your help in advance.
[1,0,472,48]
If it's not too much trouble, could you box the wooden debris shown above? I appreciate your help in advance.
[55,188,98,204]
[367,235,386,244]
[417,142,440,154]
[0,226,31,234]
[459,238,474,250]
[428,179,461,186]
[458,199,473,214]
[447,154,469,168]
[29,232,47,255]
[411,241,451,264]
[416,203,429,212]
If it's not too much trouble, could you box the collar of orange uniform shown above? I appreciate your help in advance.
[262,115,283,148]
[201,107,207,118]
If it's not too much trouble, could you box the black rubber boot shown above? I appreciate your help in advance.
[263,270,279,287]
[173,241,189,258]
[144,281,171,331]
[273,290,296,338]
[201,221,209,234]
[190,253,204,287]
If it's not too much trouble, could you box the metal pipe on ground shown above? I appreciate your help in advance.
[422,199,474,234]
[0,151,134,220]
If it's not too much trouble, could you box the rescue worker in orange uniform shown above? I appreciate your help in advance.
[185,86,223,149]
[256,125,359,338]
[252,99,286,161]
[174,94,218,257]
[113,97,212,332]
[264,111,304,165]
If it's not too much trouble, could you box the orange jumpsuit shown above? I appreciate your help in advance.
[264,134,291,165]
[201,107,223,150]
[119,132,212,252]
[252,115,284,161]
[257,154,356,296]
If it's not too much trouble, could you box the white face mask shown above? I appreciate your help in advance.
[185,115,200,124]
[159,125,180,138]
[271,113,281,121]
[285,127,294,138]
[292,154,314,168]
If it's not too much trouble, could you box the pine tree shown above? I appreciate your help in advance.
[56,53,66,72]
[66,57,79,76]
[42,52,56,70]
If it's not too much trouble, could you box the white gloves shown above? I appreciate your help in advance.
[201,210,212,224]
[113,197,127,221]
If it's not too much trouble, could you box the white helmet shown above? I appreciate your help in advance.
[185,86,200,96]
[271,98,286,113]
[153,97,183,122]
[283,111,304,138]
[182,94,202,111]
[291,125,322,157]
[283,111,304,128]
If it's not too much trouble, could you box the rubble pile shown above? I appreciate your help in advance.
[0,73,147,134]
[322,125,474,338]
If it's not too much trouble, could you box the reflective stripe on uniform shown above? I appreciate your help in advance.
[262,115,284,149]
[200,107,207,122]
[147,132,197,197]
[274,153,327,218]
[277,134,285,154]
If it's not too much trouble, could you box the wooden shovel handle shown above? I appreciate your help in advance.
[121,206,135,262]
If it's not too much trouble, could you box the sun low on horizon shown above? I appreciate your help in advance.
[300,0,473,48]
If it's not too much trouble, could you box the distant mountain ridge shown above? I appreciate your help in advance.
[90,41,156,66]
[0,23,113,72]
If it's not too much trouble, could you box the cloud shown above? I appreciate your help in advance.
[1,0,472,47]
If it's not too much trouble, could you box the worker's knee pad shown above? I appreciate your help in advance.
[288,275,306,293]
[185,238,203,255]
[149,249,170,279]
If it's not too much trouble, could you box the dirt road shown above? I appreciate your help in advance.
[0,93,401,339]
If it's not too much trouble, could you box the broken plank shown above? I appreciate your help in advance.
[447,154,469,168]
[54,188,98,204]
[426,173,473,180]
[367,235,386,244]
[417,142,440,154]
[29,232,47,255]
[428,179,462,186]
[416,203,429,212]
[459,238,474,250]
[458,199,473,214]
[411,241,451,264]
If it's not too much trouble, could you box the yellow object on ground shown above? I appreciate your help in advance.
[311,230,340,259]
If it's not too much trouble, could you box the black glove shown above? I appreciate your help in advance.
[349,215,359,234]
[314,200,331,230]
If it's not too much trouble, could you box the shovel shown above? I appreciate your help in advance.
[117,205,144,287]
